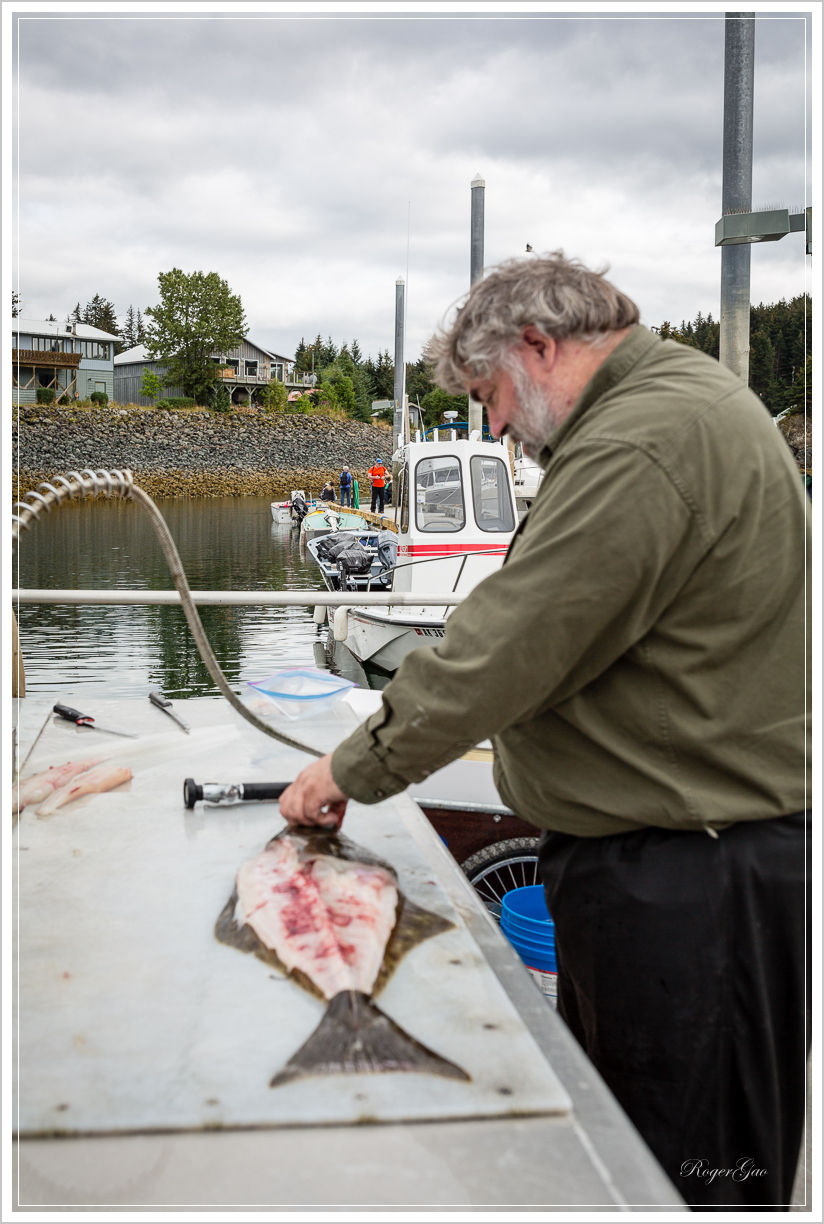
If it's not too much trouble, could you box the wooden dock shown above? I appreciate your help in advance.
[328,502,398,532]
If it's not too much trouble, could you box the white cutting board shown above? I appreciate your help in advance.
[14,698,570,1134]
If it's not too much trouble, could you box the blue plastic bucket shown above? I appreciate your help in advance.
[501,885,558,1006]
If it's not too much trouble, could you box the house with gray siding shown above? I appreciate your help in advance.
[13,318,118,404]
[114,338,306,407]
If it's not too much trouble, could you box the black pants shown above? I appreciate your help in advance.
[371,486,385,513]
[539,814,810,1210]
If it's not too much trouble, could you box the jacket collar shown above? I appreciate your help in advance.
[537,325,658,469]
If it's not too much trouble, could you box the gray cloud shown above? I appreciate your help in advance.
[14,11,812,359]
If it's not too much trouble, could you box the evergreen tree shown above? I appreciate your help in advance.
[71,302,83,324]
[83,294,119,335]
[136,309,146,344]
[749,330,776,408]
[120,305,139,351]
[12,290,20,318]
[654,295,810,414]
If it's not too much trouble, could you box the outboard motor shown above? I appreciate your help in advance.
[376,530,398,573]
[336,541,373,591]
[291,493,309,525]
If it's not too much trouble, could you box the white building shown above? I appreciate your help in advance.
[12,319,118,404]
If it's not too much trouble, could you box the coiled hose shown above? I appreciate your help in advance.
[12,468,323,758]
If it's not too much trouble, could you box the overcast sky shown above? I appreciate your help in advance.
[13,7,812,362]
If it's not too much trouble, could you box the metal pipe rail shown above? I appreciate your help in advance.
[13,590,467,607]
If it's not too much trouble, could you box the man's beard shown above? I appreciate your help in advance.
[504,358,566,458]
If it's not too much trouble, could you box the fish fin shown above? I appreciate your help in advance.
[270,990,469,1088]
[372,893,454,997]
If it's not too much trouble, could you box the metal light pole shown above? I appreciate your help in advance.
[393,276,406,445]
[468,173,485,438]
[719,13,755,383]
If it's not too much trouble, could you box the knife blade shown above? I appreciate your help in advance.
[149,691,190,734]
[53,703,138,738]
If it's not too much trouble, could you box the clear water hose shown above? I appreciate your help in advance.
[12,469,324,758]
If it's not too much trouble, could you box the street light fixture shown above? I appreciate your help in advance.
[715,206,811,252]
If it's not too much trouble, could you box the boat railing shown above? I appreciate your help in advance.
[13,590,467,607]
[365,548,510,594]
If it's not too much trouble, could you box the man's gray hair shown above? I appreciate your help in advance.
[429,251,640,393]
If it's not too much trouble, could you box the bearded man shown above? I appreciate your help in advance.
[279,253,810,1210]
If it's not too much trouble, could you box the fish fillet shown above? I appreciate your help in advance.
[310,856,397,995]
[236,838,397,1001]
[12,758,104,814]
[35,763,132,817]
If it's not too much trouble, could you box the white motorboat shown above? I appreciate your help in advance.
[270,491,317,525]
[340,436,518,672]
[299,504,374,543]
[512,447,544,520]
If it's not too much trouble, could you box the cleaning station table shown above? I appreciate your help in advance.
[12,696,685,1211]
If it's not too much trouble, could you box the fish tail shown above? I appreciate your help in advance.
[269,990,469,1088]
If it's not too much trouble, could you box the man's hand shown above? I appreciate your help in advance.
[278,754,348,828]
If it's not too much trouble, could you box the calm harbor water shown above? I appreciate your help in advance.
[14,496,377,700]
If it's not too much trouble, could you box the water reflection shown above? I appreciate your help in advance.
[15,497,336,699]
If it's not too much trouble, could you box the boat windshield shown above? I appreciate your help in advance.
[470,456,516,532]
[415,455,465,533]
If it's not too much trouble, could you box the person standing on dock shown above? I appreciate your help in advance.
[319,481,335,503]
[339,466,353,507]
[279,252,811,1211]
[368,460,388,514]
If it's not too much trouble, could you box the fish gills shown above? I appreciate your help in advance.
[270,989,469,1087]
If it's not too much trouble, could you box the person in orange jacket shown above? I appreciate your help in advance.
[368,460,388,513]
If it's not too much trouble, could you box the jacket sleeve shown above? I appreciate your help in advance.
[331,439,702,803]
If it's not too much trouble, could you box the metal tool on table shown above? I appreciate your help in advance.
[184,778,290,809]
[149,691,190,734]
[53,703,138,738]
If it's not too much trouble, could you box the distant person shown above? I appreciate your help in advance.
[320,481,335,502]
[339,466,353,507]
[369,460,388,514]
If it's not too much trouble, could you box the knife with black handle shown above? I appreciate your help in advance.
[53,704,138,738]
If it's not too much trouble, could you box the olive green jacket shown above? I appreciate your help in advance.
[332,326,810,837]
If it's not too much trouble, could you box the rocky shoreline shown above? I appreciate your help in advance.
[13,406,394,500]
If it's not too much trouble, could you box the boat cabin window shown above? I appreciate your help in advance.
[415,455,465,533]
[470,456,516,532]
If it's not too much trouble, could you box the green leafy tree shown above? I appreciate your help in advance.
[330,371,356,416]
[141,369,164,403]
[420,386,468,430]
[211,384,232,414]
[261,378,288,412]
[144,269,246,405]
